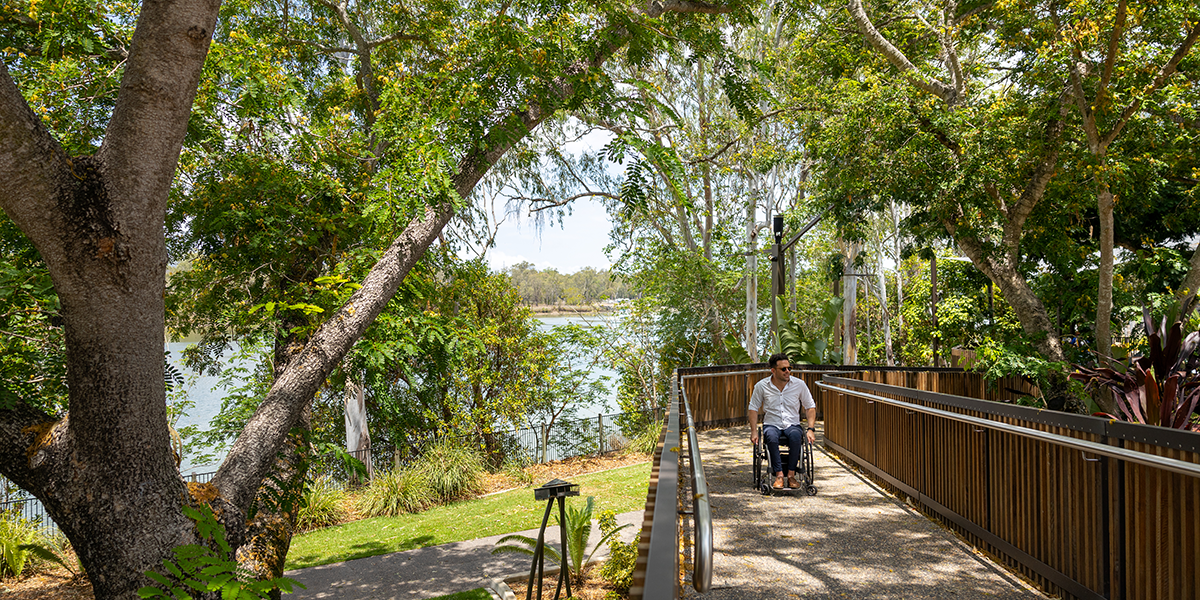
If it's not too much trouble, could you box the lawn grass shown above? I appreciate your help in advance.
[286,461,651,570]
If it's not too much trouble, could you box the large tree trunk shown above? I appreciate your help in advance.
[956,237,1066,363]
[0,0,223,594]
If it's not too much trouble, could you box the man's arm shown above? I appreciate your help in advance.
[749,409,759,445]
[805,406,817,444]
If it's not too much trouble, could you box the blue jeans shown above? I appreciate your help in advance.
[764,424,804,477]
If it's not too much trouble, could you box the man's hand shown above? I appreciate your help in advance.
[750,430,758,445]
[806,428,816,444]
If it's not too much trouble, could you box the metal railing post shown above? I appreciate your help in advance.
[681,384,712,593]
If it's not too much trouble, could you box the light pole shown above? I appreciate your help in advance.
[770,215,784,341]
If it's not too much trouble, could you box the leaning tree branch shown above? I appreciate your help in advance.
[212,0,735,514]
[846,0,960,105]
[0,61,70,263]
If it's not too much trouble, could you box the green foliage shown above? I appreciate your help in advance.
[138,505,303,599]
[17,539,78,577]
[722,333,754,365]
[491,496,629,584]
[0,510,40,578]
[775,296,844,365]
[974,340,1070,408]
[296,477,346,533]
[0,214,66,414]
[0,510,70,580]
[502,457,534,485]
[624,419,664,456]
[412,438,485,502]
[597,509,638,595]
[355,469,435,518]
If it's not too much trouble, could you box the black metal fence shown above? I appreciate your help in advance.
[3,408,662,534]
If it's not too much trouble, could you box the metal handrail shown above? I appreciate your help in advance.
[681,385,712,593]
[817,379,1200,479]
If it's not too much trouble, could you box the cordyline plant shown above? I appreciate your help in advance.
[1071,305,1200,431]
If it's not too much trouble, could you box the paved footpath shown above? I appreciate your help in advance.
[284,508,641,599]
[683,426,1048,600]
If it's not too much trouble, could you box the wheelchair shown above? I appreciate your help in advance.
[752,424,817,496]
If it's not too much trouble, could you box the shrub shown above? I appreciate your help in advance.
[625,419,663,456]
[355,469,434,517]
[0,510,67,580]
[297,476,346,532]
[0,510,38,579]
[598,509,638,596]
[501,456,533,485]
[139,505,301,598]
[412,438,484,502]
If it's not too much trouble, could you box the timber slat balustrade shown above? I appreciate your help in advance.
[817,374,1199,600]
[668,364,1199,600]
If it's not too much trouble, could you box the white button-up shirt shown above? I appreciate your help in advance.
[748,375,815,429]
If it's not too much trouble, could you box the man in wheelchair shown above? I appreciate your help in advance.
[749,353,816,490]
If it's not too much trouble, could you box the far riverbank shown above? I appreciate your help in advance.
[524,303,621,316]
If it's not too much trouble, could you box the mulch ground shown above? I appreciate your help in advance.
[2,451,649,600]
[509,569,621,600]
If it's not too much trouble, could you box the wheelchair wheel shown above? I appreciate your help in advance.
[805,485,818,496]
[802,438,815,483]
[752,445,761,487]
[760,482,771,496]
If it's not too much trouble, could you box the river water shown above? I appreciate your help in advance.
[168,314,620,475]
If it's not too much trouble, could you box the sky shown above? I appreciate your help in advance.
[479,197,615,274]
[466,125,618,274]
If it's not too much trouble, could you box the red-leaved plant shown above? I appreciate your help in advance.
[1071,305,1200,431]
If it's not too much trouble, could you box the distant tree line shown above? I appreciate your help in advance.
[506,262,634,306]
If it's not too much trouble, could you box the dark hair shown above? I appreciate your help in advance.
[768,353,790,368]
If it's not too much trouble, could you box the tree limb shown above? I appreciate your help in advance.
[846,0,960,105]
[1101,19,1200,149]
[527,192,621,212]
[1096,0,1126,110]
[0,61,70,265]
[98,0,222,219]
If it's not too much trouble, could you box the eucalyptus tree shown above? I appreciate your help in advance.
[0,0,748,596]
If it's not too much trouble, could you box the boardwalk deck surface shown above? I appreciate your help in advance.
[683,426,1047,600]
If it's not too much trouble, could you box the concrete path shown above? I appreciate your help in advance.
[284,509,641,599]
[683,426,1048,600]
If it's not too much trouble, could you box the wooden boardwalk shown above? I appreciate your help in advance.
[681,426,1047,600]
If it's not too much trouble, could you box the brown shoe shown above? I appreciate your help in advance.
[772,475,784,489]
[788,476,801,489]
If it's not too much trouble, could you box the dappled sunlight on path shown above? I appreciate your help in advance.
[684,426,1046,600]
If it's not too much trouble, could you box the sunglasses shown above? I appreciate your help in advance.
[776,365,791,371]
